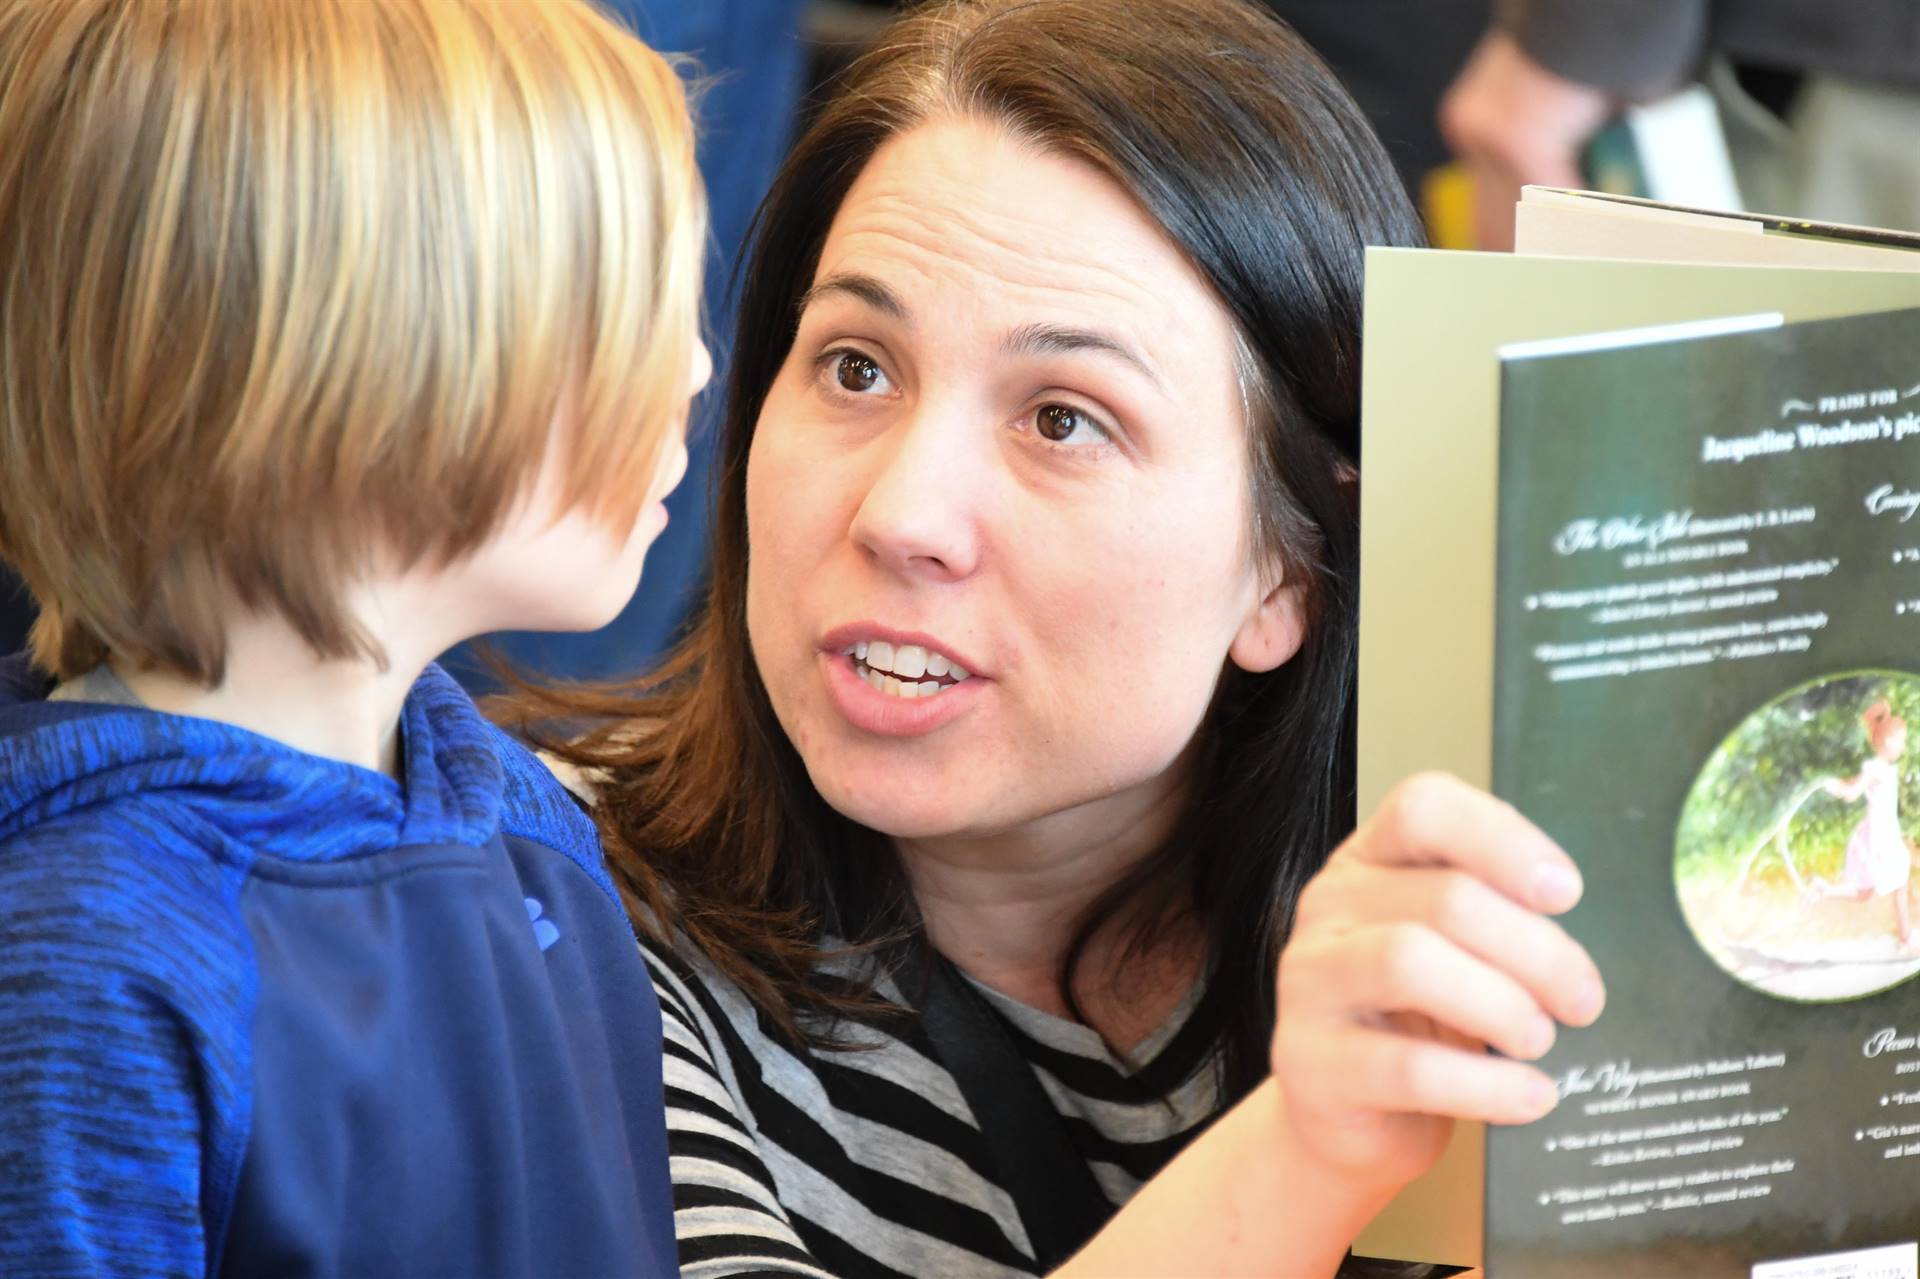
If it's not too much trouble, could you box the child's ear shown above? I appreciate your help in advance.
[1229,577,1306,674]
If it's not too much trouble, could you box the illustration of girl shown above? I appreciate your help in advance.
[1807,699,1917,949]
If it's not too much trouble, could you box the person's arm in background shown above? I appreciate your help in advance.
[1439,0,1711,248]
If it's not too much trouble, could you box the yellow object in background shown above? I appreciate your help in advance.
[1421,160,1479,249]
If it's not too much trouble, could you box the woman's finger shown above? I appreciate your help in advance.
[1305,863,1605,1029]
[1315,921,1560,1062]
[1351,771,1583,914]
[1294,1023,1561,1126]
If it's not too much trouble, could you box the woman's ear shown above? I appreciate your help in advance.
[1228,578,1306,674]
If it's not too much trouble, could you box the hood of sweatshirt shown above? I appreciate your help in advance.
[0,655,502,860]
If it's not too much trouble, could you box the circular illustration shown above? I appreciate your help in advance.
[1675,671,1920,1002]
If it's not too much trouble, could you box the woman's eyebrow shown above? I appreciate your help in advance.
[798,275,1161,390]
[799,271,910,323]
[1005,321,1163,391]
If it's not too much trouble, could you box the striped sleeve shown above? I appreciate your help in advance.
[644,944,837,1279]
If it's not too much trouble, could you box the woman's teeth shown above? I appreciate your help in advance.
[843,640,970,698]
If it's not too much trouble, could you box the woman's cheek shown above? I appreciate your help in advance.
[1024,515,1229,763]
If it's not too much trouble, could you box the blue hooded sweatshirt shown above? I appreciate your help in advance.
[0,658,676,1277]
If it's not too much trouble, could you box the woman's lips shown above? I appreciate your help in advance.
[819,623,984,681]
[820,648,983,737]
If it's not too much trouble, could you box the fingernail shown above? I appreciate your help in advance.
[1572,974,1606,1025]
[1531,862,1582,912]
[1525,1013,1556,1059]
[1526,1074,1561,1118]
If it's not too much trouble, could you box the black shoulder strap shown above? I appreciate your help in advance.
[891,940,1114,1273]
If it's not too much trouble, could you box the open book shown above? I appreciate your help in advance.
[1354,190,1920,1276]
[1520,187,1920,271]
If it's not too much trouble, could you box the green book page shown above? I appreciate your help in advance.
[1489,307,1920,1275]
[1355,251,1920,1267]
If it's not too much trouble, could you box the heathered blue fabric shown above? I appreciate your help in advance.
[0,658,675,1277]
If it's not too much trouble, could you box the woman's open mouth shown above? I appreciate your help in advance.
[841,640,972,700]
[819,629,985,738]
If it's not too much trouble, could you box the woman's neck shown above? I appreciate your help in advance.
[896,776,1203,1053]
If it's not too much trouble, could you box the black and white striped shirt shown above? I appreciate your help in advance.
[646,942,1222,1278]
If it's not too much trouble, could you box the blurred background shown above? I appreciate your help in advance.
[10,0,1914,685]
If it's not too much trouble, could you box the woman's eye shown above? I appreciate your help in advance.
[1033,403,1108,446]
[828,351,889,395]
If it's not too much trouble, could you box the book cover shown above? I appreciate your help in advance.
[1354,249,1920,1267]
[1486,306,1920,1277]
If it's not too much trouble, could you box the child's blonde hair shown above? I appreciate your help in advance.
[0,0,705,683]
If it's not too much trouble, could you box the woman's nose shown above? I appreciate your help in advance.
[848,412,982,583]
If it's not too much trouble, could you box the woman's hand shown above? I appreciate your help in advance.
[1271,772,1605,1192]
[1061,775,1600,1279]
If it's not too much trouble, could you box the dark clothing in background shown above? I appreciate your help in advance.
[0,571,28,659]
[1501,0,1920,101]
[1272,1,1492,196]
[1500,0,1920,231]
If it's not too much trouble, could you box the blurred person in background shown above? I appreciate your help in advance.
[1268,0,1489,201]
[1442,0,1920,249]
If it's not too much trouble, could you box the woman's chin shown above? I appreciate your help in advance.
[811,772,983,843]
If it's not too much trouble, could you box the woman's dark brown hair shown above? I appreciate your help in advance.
[508,0,1423,1099]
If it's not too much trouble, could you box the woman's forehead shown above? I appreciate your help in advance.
[809,117,1233,357]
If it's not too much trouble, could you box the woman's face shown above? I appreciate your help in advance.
[745,117,1302,845]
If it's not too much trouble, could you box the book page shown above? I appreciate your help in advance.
[1524,187,1920,250]
[1488,306,1920,1276]
[1517,203,1920,272]
[1517,188,1920,271]
[1356,251,1920,1267]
